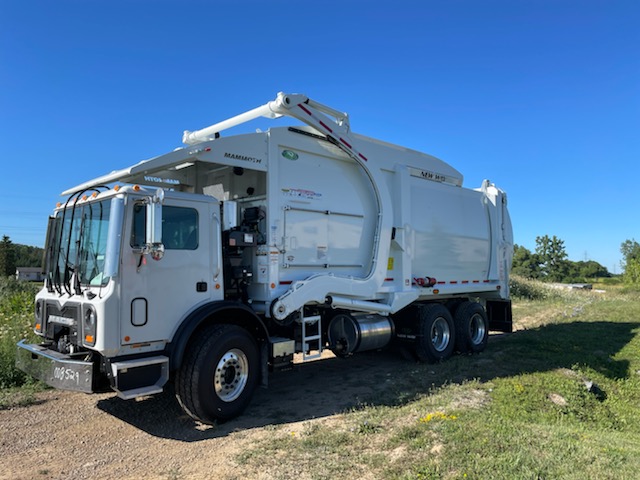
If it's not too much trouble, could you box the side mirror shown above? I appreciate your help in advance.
[146,189,165,261]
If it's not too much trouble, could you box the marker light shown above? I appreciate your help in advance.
[83,306,97,346]
[34,300,44,334]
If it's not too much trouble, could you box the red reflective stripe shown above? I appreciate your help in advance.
[450,281,458,284]
[358,153,368,161]
[473,280,480,283]
[437,281,446,285]
[279,281,293,285]
[385,278,394,282]
[319,120,333,133]
[298,104,312,115]
[461,280,469,284]
[483,280,490,283]
[340,137,352,148]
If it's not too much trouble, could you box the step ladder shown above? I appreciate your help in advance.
[301,310,323,361]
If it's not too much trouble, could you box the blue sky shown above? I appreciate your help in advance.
[1,0,638,273]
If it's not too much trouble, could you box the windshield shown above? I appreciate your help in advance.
[46,198,114,292]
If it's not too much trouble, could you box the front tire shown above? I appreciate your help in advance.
[415,304,455,363]
[176,324,259,424]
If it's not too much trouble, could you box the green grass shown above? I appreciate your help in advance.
[0,277,42,393]
[237,282,640,479]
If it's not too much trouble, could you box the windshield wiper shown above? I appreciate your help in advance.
[73,210,87,295]
[50,186,110,296]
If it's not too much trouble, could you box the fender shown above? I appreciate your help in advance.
[166,300,269,371]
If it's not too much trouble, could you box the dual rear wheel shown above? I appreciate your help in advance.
[415,301,489,363]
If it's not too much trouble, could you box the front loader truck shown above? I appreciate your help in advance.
[17,92,513,423]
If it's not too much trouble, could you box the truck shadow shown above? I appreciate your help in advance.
[96,320,639,441]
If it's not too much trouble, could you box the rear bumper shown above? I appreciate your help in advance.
[16,340,94,393]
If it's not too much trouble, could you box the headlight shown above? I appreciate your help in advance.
[34,300,44,335]
[83,306,97,346]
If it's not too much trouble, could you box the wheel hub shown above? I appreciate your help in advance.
[431,317,451,352]
[214,348,249,402]
[469,313,486,345]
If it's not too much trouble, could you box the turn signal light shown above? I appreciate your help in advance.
[85,335,94,343]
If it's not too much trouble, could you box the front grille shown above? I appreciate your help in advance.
[45,303,80,344]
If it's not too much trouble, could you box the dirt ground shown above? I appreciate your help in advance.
[0,350,416,480]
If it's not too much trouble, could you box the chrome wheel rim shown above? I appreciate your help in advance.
[431,317,451,352]
[469,313,486,345]
[214,348,249,402]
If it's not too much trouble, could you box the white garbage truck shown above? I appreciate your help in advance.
[17,92,513,423]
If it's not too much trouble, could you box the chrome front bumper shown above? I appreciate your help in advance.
[16,340,94,393]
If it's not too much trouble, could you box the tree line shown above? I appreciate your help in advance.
[0,236,44,276]
[513,234,640,285]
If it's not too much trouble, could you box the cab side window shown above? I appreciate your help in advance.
[131,204,199,250]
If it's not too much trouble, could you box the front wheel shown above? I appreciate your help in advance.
[415,304,455,363]
[176,324,259,424]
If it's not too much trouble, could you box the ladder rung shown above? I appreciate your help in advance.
[300,308,323,362]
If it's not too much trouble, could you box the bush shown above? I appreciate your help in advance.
[510,275,563,301]
[0,277,41,388]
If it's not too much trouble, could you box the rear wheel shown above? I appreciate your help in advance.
[176,324,259,424]
[454,302,489,353]
[415,304,455,363]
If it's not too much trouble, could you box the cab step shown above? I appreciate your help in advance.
[110,355,169,399]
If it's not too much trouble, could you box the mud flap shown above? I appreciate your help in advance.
[486,300,512,333]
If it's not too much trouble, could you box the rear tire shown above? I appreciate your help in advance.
[415,304,455,363]
[176,324,259,424]
[454,302,489,354]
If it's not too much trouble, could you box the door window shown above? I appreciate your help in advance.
[131,204,199,250]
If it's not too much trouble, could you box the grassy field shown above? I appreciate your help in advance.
[0,277,42,406]
[1,276,640,478]
[237,278,640,479]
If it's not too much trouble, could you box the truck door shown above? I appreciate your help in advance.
[120,198,216,345]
